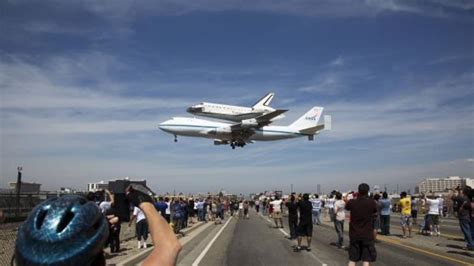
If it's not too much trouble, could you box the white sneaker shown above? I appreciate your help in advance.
[137,241,142,249]
[144,242,148,248]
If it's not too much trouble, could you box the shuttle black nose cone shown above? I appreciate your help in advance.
[187,107,202,113]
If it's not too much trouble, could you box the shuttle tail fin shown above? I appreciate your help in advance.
[252,92,274,110]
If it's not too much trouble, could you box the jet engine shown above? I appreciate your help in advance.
[214,139,229,145]
[241,118,258,128]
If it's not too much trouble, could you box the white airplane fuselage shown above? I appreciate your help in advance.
[159,117,303,141]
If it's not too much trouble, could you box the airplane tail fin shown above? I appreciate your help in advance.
[289,106,324,130]
[252,92,274,110]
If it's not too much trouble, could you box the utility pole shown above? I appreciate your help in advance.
[16,166,22,215]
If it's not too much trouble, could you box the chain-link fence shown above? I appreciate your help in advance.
[0,222,136,265]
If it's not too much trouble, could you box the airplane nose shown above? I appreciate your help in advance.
[186,107,194,113]
[159,121,169,130]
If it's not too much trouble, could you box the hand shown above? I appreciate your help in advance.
[126,184,154,207]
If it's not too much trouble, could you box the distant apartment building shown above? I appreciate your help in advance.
[416,176,471,194]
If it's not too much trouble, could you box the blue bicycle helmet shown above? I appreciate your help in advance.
[15,195,109,265]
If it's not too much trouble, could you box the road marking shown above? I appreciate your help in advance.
[379,236,472,266]
[279,228,289,237]
[180,222,214,246]
[441,232,464,239]
[259,213,327,266]
[191,217,233,266]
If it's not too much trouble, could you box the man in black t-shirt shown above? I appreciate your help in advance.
[295,193,313,252]
[452,186,473,250]
[345,183,377,265]
[285,194,298,240]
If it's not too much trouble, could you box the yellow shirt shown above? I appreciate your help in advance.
[399,197,411,215]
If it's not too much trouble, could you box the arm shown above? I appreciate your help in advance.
[129,214,136,227]
[105,189,114,205]
[140,202,182,266]
[126,185,181,266]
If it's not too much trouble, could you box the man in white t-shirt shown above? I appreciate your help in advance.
[130,206,149,248]
[164,197,171,223]
[310,194,322,225]
[437,195,444,217]
[270,196,283,228]
[333,192,346,248]
[326,196,336,222]
[426,195,441,236]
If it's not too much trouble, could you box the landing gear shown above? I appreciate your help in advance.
[174,135,178,143]
[230,140,245,149]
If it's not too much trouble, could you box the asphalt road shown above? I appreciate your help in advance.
[175,210,470,266]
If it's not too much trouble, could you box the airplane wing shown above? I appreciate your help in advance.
[230,109,288,131]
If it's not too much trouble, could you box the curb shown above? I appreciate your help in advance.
[116,222,205,266]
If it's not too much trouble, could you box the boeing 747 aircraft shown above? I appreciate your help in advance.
[160,106,331,149]
[186,92,285,122]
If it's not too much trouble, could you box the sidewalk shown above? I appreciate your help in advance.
[106,221,206,265]
[318,214,474,265]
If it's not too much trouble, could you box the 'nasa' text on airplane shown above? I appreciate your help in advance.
[186,92,285,122]
[159,106,331,149]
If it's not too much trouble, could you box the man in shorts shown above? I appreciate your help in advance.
[345,183,378,265]
[399,192,412,238]
[425,194,441,236]
[270,196,283,228]
[295,193,313,252]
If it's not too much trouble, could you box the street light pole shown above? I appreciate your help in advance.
[16,166,22,215]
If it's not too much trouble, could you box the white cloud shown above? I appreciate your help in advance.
[329,56,345,67]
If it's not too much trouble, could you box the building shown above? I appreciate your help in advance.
[466,178,474,188]
[416,176,471,194]
[87,177,148,193]
[8,181,41,193]
[58,187,76,193]
[87,181,109,192]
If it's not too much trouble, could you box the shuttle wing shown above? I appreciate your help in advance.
[255,109,287,124]
[230,109,288,131]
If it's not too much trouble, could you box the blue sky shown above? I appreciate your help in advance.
[1,0,473,194]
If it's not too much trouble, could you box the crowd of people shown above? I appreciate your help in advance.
[128,195,253,249]
[12,183,474,265]
[253,184,474,265]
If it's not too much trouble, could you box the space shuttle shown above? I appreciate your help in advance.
[186,92,285,122]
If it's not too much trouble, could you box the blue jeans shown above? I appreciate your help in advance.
[312,210,321,224]
[459,218,474,249]
[328,208,335,222]
[380,215,390,235]
[334,220,344,247]
[197,209,204,221]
